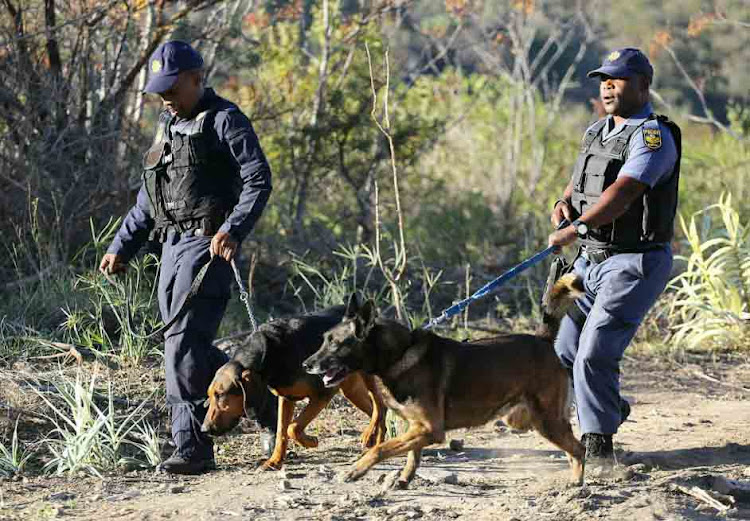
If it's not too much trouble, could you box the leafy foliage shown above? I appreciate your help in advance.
[668,194,750,350]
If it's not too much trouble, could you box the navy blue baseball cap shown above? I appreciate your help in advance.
[587,48,654,83]
[144,40,204,94]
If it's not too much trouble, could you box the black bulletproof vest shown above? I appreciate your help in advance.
[142,98,239,241]
[570,114,681,250]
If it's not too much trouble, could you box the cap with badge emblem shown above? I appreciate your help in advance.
[144,40,204,94]
[587,47,654,84]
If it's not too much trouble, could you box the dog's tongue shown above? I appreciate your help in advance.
[323,368,343,386]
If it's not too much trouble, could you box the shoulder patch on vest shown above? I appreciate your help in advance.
[643,126,662,150]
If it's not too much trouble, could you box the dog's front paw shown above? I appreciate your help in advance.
[257,458,284,472]
[340,467,364,483]
[292,434,319,449]
[394,478,410,490]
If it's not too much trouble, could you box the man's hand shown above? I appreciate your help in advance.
[99,253,127,275]
[210,231,239,261]
[551,200,573,227]
[548,225,578,252]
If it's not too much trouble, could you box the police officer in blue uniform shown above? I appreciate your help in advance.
[548,48,681,470]
[99,41,277,474]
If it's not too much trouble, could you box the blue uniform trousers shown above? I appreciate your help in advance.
[159,231,276,458]
[554,245,672,436]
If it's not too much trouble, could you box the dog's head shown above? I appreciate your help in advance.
[303,294,377,388]
[201,360,252,435]
[544,273,585,318]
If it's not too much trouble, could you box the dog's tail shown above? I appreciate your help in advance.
[537,273,585,342]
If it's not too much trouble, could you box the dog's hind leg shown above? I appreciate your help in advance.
[339,374,386,448]
[287,393,334,449]
[261,397,295,471]
[397,449,422,488]
[525,395,585,485]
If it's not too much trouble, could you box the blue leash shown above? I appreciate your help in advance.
[422,220,569,330]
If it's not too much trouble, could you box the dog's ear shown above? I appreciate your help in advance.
[345,292,361,318]
[234,332,268,372]
[355,299,377,334]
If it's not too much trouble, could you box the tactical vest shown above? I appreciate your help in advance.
[142,99,239,241]
[570,114,681,250]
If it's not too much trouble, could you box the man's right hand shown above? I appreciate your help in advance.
[99,253,127,275]
[551,199,573,227]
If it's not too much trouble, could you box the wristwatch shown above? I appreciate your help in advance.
[572,219,588,239]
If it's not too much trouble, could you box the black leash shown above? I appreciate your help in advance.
[107,256,219,341]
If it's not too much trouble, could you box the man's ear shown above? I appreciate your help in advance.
[345,292,361,318]
[241,369,253,383]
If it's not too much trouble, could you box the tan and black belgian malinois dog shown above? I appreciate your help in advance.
[303,274,586,488]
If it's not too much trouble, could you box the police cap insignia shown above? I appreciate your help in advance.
[643,127,662,150]
[607,51,621,62]
[151,59,162,73]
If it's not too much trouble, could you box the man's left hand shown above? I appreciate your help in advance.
[548,225,578,252]
[210,231,238,261]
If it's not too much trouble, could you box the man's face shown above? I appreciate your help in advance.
[599,75,647,117]
[159,70,202,118]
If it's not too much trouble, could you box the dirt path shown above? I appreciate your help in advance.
[2,357,750,521]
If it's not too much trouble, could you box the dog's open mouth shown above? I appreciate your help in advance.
[322,366,349,388]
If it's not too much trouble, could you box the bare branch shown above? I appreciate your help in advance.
[661,43,745,141]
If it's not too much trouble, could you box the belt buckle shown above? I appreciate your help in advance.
[584,248,609,264]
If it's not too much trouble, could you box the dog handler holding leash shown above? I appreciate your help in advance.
[547,48,681,471]
[99,41,277,475]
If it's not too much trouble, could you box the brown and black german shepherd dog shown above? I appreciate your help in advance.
[303,274,586,488]
[201,305,387,470]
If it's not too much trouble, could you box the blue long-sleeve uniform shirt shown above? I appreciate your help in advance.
[107,88,272,261]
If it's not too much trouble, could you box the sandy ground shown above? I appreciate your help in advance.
[2,355,750,521]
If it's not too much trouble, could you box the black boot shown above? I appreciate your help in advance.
[159,403,216,475]
[619,398,631,425]
[582,433,615,471]
[157,449,216,475]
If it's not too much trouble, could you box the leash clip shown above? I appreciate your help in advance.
[230,259,259,333]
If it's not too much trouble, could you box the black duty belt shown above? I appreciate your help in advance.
[581,244,666,264]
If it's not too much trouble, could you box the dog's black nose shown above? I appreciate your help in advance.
[302,361,310,371]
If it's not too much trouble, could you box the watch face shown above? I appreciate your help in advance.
[577,222,588,235]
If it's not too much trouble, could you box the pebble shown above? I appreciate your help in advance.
[419,469,458,485]
[170,485,185,494]
[48,492,75,501]
[449,439,464,451]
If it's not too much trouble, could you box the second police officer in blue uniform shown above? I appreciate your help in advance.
[99,41,277,475]
[548,48,681,471]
